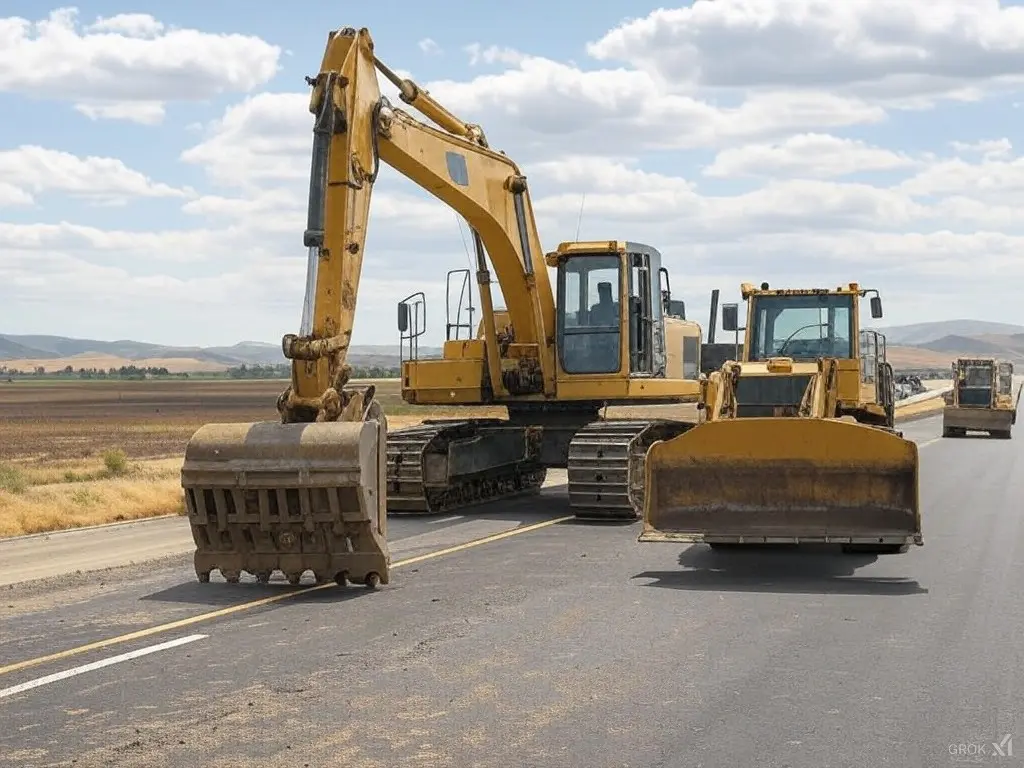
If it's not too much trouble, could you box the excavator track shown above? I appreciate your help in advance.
[386,420,547,515]
[567,418,695,520]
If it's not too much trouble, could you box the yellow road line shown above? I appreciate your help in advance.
[0,515,573,678]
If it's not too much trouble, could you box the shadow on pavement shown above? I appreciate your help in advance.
[141,577,374,607]
[633,543,928,596]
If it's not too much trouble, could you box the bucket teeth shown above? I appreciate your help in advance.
[180,407,391,587]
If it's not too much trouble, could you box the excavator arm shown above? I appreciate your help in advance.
[179,27,559,588]
[277,27,556,418]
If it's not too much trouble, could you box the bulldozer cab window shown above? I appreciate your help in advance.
[748,294,854,361]
[998,363,1013,395]
[962,365,992,388]
[557,255,622,374]
[958,364,994,406]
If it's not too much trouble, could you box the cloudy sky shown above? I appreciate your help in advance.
[3,0,1024,348]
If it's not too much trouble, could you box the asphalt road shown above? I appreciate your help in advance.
[2,413,1022,767]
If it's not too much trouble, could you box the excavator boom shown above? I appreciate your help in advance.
[179,27,565,585]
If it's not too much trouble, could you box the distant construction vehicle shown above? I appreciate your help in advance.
[638,281,922,555]
[942,358,1019,439]
[179,26,709,588]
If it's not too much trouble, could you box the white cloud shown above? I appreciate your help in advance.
[949,137,1012,158]
[75,101,166,125]
[586,0,1024,104]
[418,38,442,56]
[0,145,191,206]
[897,154,1024,203]
[8,4,1024,346]
[85,13,164,37]
[426,55,885,154]
[704,133,919,178]
[179,92,311,187]
[464,43,525,67]
[0,7,281,124]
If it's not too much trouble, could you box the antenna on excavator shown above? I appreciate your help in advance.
[574,192,587,240]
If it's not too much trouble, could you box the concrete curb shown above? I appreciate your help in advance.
[893,387,949,424]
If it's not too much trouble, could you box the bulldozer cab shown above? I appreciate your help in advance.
[550,241,699,381]
[952,358,999,408]
[641,279,921,552]
[944,358,1017,438]
[719,282,890,421]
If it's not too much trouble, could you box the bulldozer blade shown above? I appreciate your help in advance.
[180,405,390,587]
[640,418,921,548]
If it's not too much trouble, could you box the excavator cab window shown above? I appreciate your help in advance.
[628,252,655,374]
[748,293,854,361]
[556,254,623,374]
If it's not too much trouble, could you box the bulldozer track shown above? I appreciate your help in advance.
[567,419,694,520]
[386,421,547,515]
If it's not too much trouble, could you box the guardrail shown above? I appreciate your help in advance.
[896,387,951,408]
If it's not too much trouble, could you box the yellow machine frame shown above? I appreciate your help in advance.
[180,26,714,588]
[639,280,922,555]
[942,357,1019,439]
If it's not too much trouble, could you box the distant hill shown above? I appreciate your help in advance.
[0,334,444,373]
[871,321,1024,370]
[5,319,1024,375]
[870,320,1024,346]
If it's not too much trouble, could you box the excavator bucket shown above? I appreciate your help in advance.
[639,418,921,548]
[180,401,390,587]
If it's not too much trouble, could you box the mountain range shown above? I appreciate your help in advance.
[0,334,443,373]
[3,320,1024,373]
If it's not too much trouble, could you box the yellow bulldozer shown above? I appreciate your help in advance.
[639,281,923,555]
[942,357,1019,439]
[179,26,707,587]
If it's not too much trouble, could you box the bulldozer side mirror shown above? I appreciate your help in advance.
[722,303,739,332]
[398,302,409,332]
[667,299,686,319]
[870,296,883,319]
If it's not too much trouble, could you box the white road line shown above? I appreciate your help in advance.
[919,438,940,449]
[0,634,207,700]
[429,515,463,525]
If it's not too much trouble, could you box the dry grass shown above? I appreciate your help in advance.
[0,378,514,538]
[0,353,229,374]
[0,456,184,537]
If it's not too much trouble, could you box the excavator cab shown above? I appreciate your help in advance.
[392,240,704,520]
[640,281,922,555]
[549,241,700,383]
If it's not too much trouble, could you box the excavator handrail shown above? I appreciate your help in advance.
[277,27,557,425]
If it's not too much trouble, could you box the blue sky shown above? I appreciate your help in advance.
[4,1,1024,349]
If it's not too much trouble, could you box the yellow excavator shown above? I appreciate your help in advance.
[180,26,705,587]
[639,281,923,555]
[942,357,1019,439]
